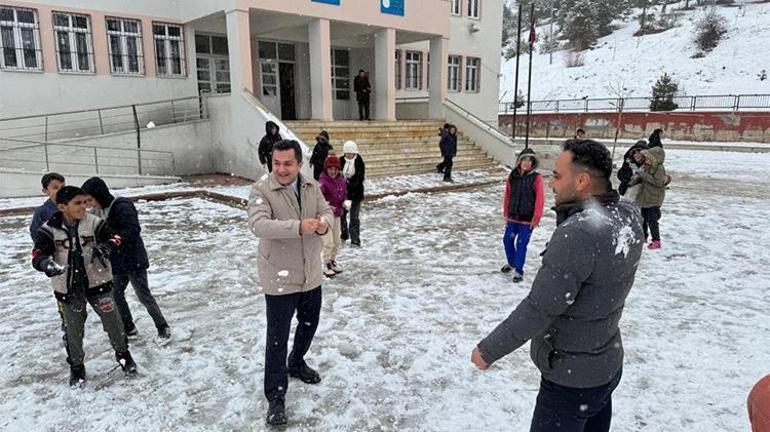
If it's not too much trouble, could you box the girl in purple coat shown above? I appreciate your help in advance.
[319,156,348,277]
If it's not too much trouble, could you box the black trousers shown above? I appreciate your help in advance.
[641,206,662,241]
[530,369,622,432]
[437,157,454,180]
[358,101,370,120]
[340,199,362,244]
[112,268,168,330]
[264,286,322,402]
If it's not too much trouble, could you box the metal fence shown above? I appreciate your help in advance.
[0,95,206,143]
[499,93,770,114]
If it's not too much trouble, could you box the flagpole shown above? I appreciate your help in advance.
[512,3,523,146]
[525,2,535,149]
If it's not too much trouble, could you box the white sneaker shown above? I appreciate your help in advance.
[330,260,343,274]
[323,262,336,278]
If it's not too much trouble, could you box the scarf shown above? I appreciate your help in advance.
[342,156,356,179]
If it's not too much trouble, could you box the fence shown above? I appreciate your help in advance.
[0,95,206,143]
[498,93,770,114]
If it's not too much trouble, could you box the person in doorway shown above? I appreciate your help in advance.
[246,139,333,426]
[81,177,170,339]
[472,139,644,432]
[648,128,664,149]
[634,147,667,249]
[439,124,458,182]
[353,69,371,121]
[339,140,365,247]
[749,375,770,432]
[30,172,65,241]
[259,121,282,173]
[32,186,138,388]
[318,156,347,277]
[501,148,545,283]
[574,128,586,141]
[310,130,333,181]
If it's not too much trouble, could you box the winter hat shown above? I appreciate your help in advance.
[343,140,359,155]
[515,147,539,170]
[317,130,329,142]
[324,155,341,170]
[81,176,115,209]
[55,186,87,205]
[749,375,770,432]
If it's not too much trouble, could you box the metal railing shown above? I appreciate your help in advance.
[0,137,175,176]
[498,93,770,114]
[0,95,206,143]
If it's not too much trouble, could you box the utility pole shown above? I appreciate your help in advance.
[512,2,523,143]
[525,2,536,149]
[549,0,554,65]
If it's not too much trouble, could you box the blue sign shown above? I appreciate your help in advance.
[380,0,404,16]
[312,0,340,5]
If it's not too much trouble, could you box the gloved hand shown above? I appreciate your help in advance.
[343,200,352,211]
[41,258,66,277]
[91,243,114,267]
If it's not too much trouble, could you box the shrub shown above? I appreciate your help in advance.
[693,9,728,53]
[650,72,679,111]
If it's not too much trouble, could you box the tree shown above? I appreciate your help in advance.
[650,73,679,111]
[502,2,516,52]
[693,9,728,53]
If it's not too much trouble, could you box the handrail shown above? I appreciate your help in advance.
[0,136,174,156]
[0,95,202,122]
[445,99,515,145]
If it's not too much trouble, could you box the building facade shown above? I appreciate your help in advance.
[0,0,502,123]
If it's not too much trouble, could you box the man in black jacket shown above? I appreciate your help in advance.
[472,140,643,432]
[259,121,282,173]
[353,69,371,121]
[81,177,170,339]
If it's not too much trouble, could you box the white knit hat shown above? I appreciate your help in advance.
[343,140,359,154]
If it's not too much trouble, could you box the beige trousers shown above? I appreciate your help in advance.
[322,216,342,262]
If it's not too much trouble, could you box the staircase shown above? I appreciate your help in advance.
[285,120,500,178]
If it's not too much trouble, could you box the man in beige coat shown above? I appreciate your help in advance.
[247,139,333,426]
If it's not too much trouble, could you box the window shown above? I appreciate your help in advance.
[395,49,401,90]
[0,6,41,70]
[448,55,462,92]
[153,22,185,76]
[405,50,422,90]
[195,33,229,93]
[331,48,350,100]
[106,17,143,74]
[468,0,480,19]
[451,0,461,16]
[53,11,93,73]
[426,53,430,89]
[465,57,480,93]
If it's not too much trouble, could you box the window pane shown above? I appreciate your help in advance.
[107,18,121,32]
[153,25,165,36]
[17,9,35,24]
[198,82,211,93]
[277,43,294,61]
[169,40,181,74]
[258,41,276,59]
[197,70,210,81]
[336,90,349,100]
[57,31,71,70]
[1,27,17,67]
[214,59,229,72]
[195,34,210,54]
[127,38,139,72]
[211,36,228,55]
[110,35,122,71]
[124,21,138,34]
[73,16,88,29]
[0,8,13,22]
[167,26,181,37]
[155,39,166,74]
[334,67,349,78]
[261,62,276,74]
[54,14,69,27]
[263,75,276,85]
[215,71,229,82]
[216,83,231,93]
[333,49,349,66]
[75,32,89,70]
[20,28,35,68]
[196,58,209,69]
[263,86,276,96]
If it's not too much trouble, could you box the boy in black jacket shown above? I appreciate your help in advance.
[81,177,170,339]
[32,186,137,388]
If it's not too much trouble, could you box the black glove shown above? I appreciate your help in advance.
[91,243,113,267]
[41,258,66,277]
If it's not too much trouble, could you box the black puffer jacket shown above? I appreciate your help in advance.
[259,121,282,172]
[339,154,366,201]
[310,131,333,180]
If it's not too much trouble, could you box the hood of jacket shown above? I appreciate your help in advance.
[643,146,666,167]
[515,147,540,171]
[265,121,280,136]
[81,177,115,209]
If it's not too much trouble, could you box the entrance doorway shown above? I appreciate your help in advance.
[279,62,296,120]
[258,41,297,120]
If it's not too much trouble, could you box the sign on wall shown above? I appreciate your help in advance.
[380,0,404,16]
[313,0,340,5]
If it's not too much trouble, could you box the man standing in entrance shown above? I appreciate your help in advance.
[472,140,643,432]
[247,139,333,426]
[354,69,371,121]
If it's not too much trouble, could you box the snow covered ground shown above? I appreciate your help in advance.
[1,150,769,431]
[501,0,770,101]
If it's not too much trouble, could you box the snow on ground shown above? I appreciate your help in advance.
[500,0,770,101]
[1,150,769,431]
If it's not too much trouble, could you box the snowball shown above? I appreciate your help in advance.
[277,270,289,277]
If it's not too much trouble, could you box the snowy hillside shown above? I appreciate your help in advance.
[500,0,770,101]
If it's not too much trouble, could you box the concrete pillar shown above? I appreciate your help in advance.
[429,37,448,119]
[308,18,333,120]
[225,8,254,94]
[374,28,396,121]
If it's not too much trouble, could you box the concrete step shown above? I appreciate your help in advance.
[367,161,500,178]
[356,148,482,159]
[365,155,494,168]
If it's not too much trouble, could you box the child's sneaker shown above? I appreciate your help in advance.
[501,264,513,273]
[647,240,661,250]
[512,272,524,283]
[330,260,343,274]
[323,262,336,278]
[69,364,86,388]
[116,350,138,377]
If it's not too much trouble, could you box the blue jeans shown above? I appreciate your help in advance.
[530,369,622,432]
[503,221,533,275]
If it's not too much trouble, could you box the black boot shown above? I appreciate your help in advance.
[123,320,138,337]
[116,350,138,377]
[266,398,287,426]
[288,363,321,384]
[69,364,86,388]
[157,324,171,339]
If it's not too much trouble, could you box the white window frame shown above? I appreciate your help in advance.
[405,50,422,91]
[0,6,42,71]
[106,17,144,75]
[331,48,350,100]
[467,0,481,19]
[465,57,480,93]
[53,11,94,73]
[448,55,462,92]
[153,22,186,77]
[450,0,461,16]
[195,33,230,94]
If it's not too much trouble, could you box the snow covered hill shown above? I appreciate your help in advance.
[500,0,770,102]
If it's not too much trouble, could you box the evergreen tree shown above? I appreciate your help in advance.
[650,73,679,111]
